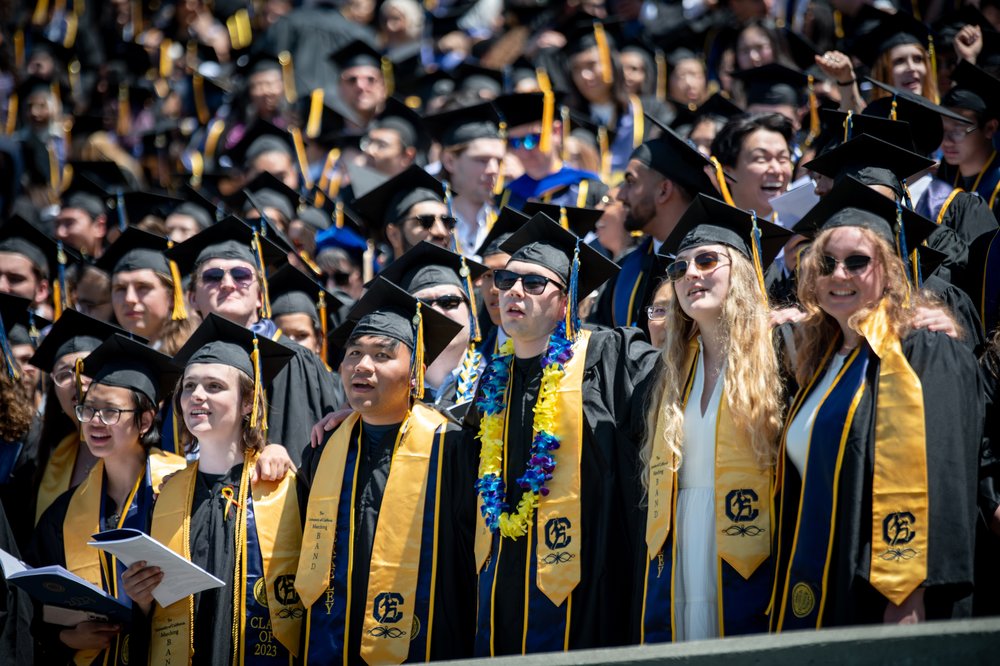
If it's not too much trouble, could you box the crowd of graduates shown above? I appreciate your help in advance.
[0,0,999,664]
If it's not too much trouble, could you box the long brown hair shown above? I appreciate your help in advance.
[172,371,266,456]
[870,44,939,104]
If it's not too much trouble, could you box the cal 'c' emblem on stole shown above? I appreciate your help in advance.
[880,512,919,561]
[541,517,575,564]
[722,489,764,537]
[368,592,409,639]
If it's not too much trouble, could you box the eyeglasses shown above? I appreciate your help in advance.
[405,214,458,231]
[75,404,138,425]
[200,266,256,287]
[942,124,979,143]
[421,295,465,311]
[820,254,872,276]
[493,269,566,295]
[508,133,543,151]
[51,368,77,387]
[646,305,670,321]
[665,251,730,281]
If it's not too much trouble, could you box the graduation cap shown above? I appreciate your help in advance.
[491,92,566,155]
[802,134,934,196]
[423,101,503,149]
[329,40,383,72]
[662,194,793,299]
[238,50,283,77]
[783,27,824,74]
[793,176,938,285]
[233,171,308,223]
[942,60,1000,121]
[351,165,445,228]
[330,276,463,398]
[122,191,185,223]
[268,264,342,360]
[847,6,933,68]
[630,114,720,197]
[0,294,48,379]
[692,92,744,122]
[559,17,623,85]
[0,216,81,319]
[369,97,429,160]
[454,62,504,97]
[475,207,530,258]
[315,212,369,262]
[173,313,294,429]
[30,309,142,375]
[522,201,603,237]
[499,212,619,337]
[221,120,294,169]
[817,108,917,151]
[393,69,455,112]
[565,110,618,180]
[172,184,226,230]
[862,77,972,154]
[81,334,181,403]
[97,227,191,320]
[297,91,349,144]
[731,63,809,107]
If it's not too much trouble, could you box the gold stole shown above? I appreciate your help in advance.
[360,404,447,666]
[857,303,929,605]
[645,339,771,578]
[149,455,304,665]
[474,331,591,607]
[62,449,186,666]
[36,431,79,525]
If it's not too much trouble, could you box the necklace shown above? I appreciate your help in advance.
[475,322,574,539]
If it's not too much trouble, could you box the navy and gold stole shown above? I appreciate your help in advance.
[641,343,773,643]
[63,449,186,666]
[299,407,448,664]
[773,345,869,630]
[612,237,654,327]
[36,431,80,524]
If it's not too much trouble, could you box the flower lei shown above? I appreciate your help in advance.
[475,322,575,538]
[455,345,483,405]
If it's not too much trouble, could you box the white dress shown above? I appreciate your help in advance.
[674,341,724,641]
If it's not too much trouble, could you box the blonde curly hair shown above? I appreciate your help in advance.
[640,250,784,496]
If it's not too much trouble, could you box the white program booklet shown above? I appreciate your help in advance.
[770,177,820,229]
[88,528,225,607]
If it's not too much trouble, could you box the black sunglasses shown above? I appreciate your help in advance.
[665,251,730,282]
[201,266,256,287]
[820,254,872,276]
[406,214,458,231]
[421,295,465,311]
[493,269,565,295]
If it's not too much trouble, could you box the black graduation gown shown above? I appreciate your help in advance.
[974,345,1000,616]
[926,192,999,276]
[775,328,984,626]
[922,275,986,353]
[0,499,33,665]
[268,334,345,466]
[464,328,659,653]
[29,485,151,666]
[956,229,1000,339]
[591,236,658,336]
[298,413,478,663]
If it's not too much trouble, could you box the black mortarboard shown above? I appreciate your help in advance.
[369,97,429,158]
[0,293,48,349]
[491,92,563,130]
[164,215,287,276]
[499,213,619,299]
[222,120,294,169]
[942,60,1000,120]
[269,264,342,323]
[298,92,348,145]
[818,108,916,150]
[559,17,623,57]
[377,241,488,294]
[173,313,294,387]
[454,62,504,97]
[65,160,135,192]
[783,27,824,74]
[123,191,185,223]
[522,201,604,237]
[394,69,455,111]
[239,51,283,76]
[802,134,934,194]
[172,184,224,230]
[0,216,81,277]
[95,227,171,275]
[30,310,141,373]
[662,194,792,268]
[793,176,938,248]
[847,6,932,67]
[475,207,530,258]
[630,115,720,196]
[329,40,383,72]
[82,334,180,402]
[330,276,462,371]
[234,171,308,222]
[423,101,502,148]
[351,165,445,228]
[732,64,808,107]
[693,92,745,122]
[863,76,971,154]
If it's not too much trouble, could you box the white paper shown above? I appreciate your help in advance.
[88,530,225,607]
[770,177,820,229]
[0,548,27,577]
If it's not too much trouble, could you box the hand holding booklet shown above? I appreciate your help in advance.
[88,528,225,607]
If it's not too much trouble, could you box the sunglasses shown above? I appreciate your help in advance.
[493,269,565,295]
[327,269,353,287]
[665,251,730,282]
[508,133,542,151]
[820,254,872,276]
[200,266,256,287]
[421,295,465,311]
[405,214,458,231]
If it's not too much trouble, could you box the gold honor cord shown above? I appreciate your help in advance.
[360,405,447,665]
[857,302,928,606]
[630,95,644,148]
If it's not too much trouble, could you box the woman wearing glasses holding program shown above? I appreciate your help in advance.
[771,186,984,631]
[634,194,790,643]
[29,335,186,666]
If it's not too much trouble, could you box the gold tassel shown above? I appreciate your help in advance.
[540,91,555,154]
[74,357,84,402]
[13,30,24,70]
[927,36,938,104]
[249,338,262,428]
[63,13,78,49]
[166,241,188,321]
[381,56,395,97]
[204,119,226,160]
[709,156,735,205]
[318,291,328,364]
[131,0,142,35]
[68,60,81,100]
[159,39,173,79]
[411,303,425,400]
[4,95,17,135]
[117,83,131,136]
[279,51,297,103]
[560,106,571,163]
[290,126,313,190]
[834,10,844,39]
[493,120,508,195]
[806,74,820,145]
[598,126,611,183]
[592,22,613,85]
[193,74,209,124]
[299,251,321,276]
[890,98,898,121]
[335,201,345,229]
[188,150,204,186]
[559,206,569,230]
[655,50,667,101]
[252,232,273,320]
[748,213,768,304]
[306,89,325,138]
[31,0,49,26]
[52,273,64,320]
[842,109,853,142]
[315,148,340,206]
